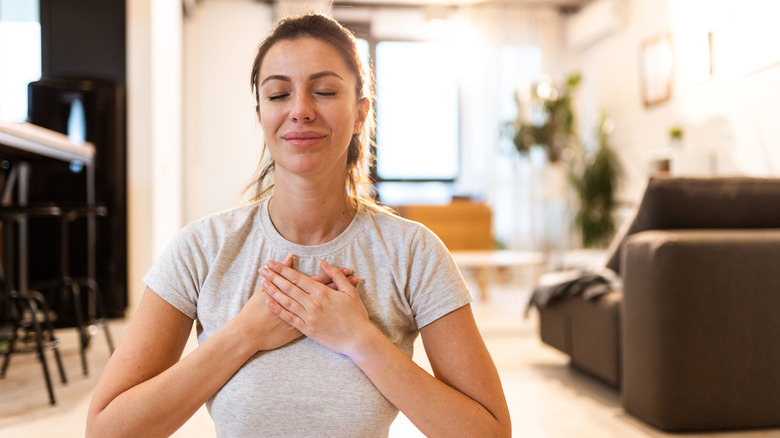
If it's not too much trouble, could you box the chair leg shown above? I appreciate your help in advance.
[35,290,67,385]
[1,331,17,377]
[102,316,115,353]
[76,278,115,354]
[86,278,115,353]
[67,282,89,376]
[24,296,57,405]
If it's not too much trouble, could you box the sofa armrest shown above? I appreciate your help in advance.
[621,229,780,431]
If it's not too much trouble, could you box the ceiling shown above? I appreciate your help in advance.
[332,0,593,11]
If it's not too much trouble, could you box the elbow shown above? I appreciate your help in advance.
[85,418,101,438]
[494,418,512,438]
[489,408,512,438]
[86,404,124,438]
[85,410,109,438]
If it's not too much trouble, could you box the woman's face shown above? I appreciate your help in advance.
[256,37,367,182]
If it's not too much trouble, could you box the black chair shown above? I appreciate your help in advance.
[55,205,114,375]
[0,205,68,405]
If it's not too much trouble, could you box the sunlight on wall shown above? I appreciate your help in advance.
[667,0,780,177]
[671,0,780,84]
[572,0,780,211]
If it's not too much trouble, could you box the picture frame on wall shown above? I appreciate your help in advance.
[640,33,674,107]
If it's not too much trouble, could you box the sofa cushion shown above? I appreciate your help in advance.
[606,176,780,274]
[569,291,622,388]
[538,290,622,389]
[620,229,780,431]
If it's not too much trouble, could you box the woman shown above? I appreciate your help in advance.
[88,12,511,438]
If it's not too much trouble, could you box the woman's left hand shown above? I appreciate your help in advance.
[260,260,376,358]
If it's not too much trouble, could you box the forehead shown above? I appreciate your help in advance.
[259,37,356,83]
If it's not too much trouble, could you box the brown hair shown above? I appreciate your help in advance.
[244,12,376,205]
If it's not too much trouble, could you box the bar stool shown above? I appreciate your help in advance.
[0,205,68,405]
[55,204,114,375]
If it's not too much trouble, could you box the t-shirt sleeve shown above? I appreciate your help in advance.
[406,226,473,329]
[142,223,208,320]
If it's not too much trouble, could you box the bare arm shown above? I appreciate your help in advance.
[87,258,359,437]
[354,305,511,437]
[86,288,263,437]
[263,260,511,437]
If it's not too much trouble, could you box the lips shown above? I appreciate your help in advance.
[282,131,326,146]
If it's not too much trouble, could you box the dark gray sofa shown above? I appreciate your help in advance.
[536,176,780,432]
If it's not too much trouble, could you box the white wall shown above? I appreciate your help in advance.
[182,1,273,223]
[128,0,275,309]
[129,0,780,298]
[127,0,339,311]
[566,0,780,202]
[126,0,183,311]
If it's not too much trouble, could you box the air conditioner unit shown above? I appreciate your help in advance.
[566,0,624,49]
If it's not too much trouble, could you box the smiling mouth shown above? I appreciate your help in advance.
[283,132,324,140]
[283,132,325,146]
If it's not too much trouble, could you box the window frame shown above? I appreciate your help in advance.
[344,22,462,186]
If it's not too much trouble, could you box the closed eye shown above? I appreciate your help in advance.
[268,94,289,101]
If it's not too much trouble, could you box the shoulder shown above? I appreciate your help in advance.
[359,202,425,235]
[357,202,448,253]
[184,202,263,241]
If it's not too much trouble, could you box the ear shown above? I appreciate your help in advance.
[256,110,262,124]
[353,98,370,135]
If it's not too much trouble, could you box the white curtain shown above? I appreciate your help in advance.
[453,5,569,252]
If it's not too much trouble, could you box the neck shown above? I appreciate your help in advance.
[268,178,357,246]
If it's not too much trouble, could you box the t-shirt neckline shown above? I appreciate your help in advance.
[259,197,363,257]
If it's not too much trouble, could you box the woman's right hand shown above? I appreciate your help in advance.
[237,254,359,353]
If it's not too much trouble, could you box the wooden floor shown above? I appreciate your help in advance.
[1,277,778,438]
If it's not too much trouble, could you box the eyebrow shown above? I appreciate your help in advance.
[260,71,345,87]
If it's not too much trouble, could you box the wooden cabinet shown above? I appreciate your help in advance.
[395,201,493,250]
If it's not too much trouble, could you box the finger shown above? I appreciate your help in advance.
[263,262,319,302]
[324,275,360,289]
[256,255,293,287]
[311,267,352,285]
[264,260,314,292]
[261,277,307,315]
[265,295,305,330]
[260,266,304,301]
[319,260,355,295]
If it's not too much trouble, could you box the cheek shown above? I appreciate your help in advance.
[258,108,283,132]
[329,104,362,134]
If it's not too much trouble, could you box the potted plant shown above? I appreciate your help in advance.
[508,73,582,163]
[570,115,622,248]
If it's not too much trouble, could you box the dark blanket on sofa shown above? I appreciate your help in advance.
[526,270,614,316]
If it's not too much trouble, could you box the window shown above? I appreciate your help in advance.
[374,41,459,182]
[0,0,41,122]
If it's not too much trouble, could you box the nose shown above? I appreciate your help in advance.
[290,94,315,123]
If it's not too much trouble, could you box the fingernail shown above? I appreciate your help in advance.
[260,267,270,277]
[262,280,270,290]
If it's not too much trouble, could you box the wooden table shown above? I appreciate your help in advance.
[451,250,546,300]
[0,119,95,319]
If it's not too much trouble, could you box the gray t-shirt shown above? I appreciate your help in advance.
[143,198,473,437]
